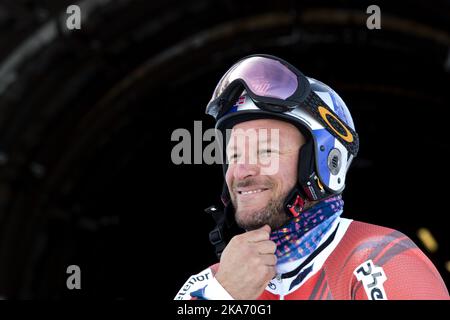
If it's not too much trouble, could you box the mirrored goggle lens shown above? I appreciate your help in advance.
[212,56,298,101]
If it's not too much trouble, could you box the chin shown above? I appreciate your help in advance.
[235,207,267,228]
[236,203,266,217]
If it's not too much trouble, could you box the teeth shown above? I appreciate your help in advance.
[240,189,264,195]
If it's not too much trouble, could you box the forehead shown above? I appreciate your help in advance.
[227,119,303,148]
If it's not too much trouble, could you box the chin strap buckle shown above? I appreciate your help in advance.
[286,194,305,218]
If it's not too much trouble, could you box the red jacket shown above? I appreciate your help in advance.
[175,218,449,300]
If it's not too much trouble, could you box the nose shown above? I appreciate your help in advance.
[233,163,260,180]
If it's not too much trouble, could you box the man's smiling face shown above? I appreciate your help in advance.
[225,119,306,230]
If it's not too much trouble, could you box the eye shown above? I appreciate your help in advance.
[228,153,239,162]
[260,149,273,156]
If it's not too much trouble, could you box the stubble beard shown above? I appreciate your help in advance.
[232,185,290,231]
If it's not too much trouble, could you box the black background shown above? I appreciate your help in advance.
[0,0,449,299]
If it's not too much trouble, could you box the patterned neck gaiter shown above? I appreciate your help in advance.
[270,195,344,264]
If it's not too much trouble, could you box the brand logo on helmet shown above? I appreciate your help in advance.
[318,106,354,143]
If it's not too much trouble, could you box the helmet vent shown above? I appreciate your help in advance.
[328,148,342,175]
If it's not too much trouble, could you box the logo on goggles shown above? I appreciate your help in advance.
[318,106,354,143]
[235,95,246,106]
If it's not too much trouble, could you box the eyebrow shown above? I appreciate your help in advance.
[227,128,283,148]
[226,139,281,152]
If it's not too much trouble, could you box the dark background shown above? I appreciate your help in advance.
[0,0,449,299]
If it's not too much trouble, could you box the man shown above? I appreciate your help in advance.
[175,54,449,300]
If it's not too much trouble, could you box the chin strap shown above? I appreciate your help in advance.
[206,203,244,260]
[297,139,328,201]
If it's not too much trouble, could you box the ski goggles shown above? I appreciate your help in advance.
[205,54,359,156]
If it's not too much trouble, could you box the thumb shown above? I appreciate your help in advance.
[260,224,271,234]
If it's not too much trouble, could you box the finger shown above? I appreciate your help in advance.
[265,265,277,279]
[246,225,271,242]
[260,254,277,267]
[260,224,271,234]
[255,240,277,255]
[258,265,277,289]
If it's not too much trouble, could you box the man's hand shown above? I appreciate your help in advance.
[214,225,277,300]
